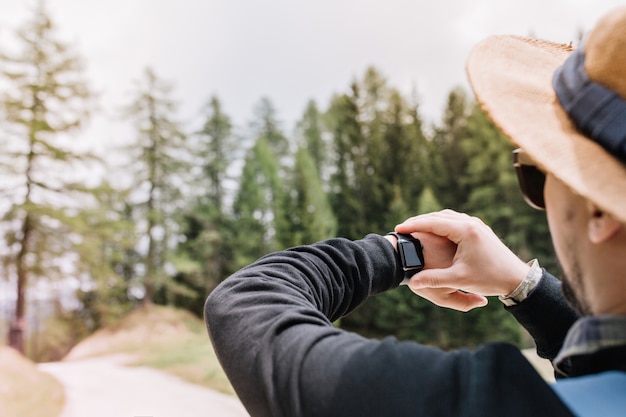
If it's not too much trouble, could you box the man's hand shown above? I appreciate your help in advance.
[395,210,530,312]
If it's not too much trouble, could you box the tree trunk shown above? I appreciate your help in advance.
[8,214,32,354]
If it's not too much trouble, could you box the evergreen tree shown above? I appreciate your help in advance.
[283,146,337,247]
[251,97,290,159]
[124,68,188,305]
[327,68,430,238]
[326,87,365,239]
[171,96,238,314]
[295,99,326,177]
[430,88,473,210]
[378,88,429,226]
[232,136,286,267]
[75,182,139,328]
[354,68,387,234]
[195,96,235,213]
[0,2,93,353]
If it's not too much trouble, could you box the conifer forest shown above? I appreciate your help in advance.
[0,3,556,359]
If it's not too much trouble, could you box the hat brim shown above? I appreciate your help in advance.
[467,35,626,224]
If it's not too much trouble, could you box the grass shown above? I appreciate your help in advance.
[66,304,557,396]
[132,335,235,395]
[1,304,554,417]
[65,304,235,395]
[0,346,65,417]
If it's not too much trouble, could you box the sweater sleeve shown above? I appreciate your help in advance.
[205,235,573,417]
[205,235,401,415]
[506,270,580,362]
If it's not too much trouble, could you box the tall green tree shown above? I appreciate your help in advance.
[0,2,93,353]
[231,98,293,258]
[327,68,430,238]
[124,68,188,305]
[74,181,139,328]
[282,146,337,247]
[250,97,290,159]
[195,96,234,213]
[295,99,326,177]
[326,86,365,239]
[171,96,238,314]
[430,88,473,210]
[232,136,286,267]
[377,88,429,227]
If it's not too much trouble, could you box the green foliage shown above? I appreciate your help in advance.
[283,147,337,247]
[346,289,521,349]
[118,66,554,348]
[161,96,239,316]
[74,182,139,326]
[0,1,95,353]
[295,100,326,175]
[326,88,366,238]
[123,67,189,304]
[194,96,235,212]
[0,3,556,351]
[251,97,290,158]
[429,88,473,210]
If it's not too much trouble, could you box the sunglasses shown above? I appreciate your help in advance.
[513,148,546,210]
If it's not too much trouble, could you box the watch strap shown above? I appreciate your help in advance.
[387,232,424,284]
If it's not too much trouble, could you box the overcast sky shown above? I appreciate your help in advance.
[0,0,624,153]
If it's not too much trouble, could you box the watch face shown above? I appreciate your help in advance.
[399,240,423,269]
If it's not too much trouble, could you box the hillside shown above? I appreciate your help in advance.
[0,346,65,417]
[64,304,235,395]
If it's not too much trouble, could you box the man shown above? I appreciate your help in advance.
[205,7,626,417]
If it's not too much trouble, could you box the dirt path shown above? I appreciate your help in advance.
[39,355,249,417]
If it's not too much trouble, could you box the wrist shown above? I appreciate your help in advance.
[503,260,532,295]
[384,234,399,251]
[499,259,542,306]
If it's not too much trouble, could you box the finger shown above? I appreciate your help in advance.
[409,268,465,290]
[409,287,488,312]
[397,209,469,226]
[395,214,481,245]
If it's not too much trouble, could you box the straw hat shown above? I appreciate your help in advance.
[466,6,626,224]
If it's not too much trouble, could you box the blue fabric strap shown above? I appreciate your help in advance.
[551,371,626,416]
[552,46,626,163]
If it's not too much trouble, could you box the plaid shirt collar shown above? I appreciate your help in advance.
[554,315,626,376]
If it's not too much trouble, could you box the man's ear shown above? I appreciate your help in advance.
[587,204,623,244]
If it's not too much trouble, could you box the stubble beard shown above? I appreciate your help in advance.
[560,256,592,316]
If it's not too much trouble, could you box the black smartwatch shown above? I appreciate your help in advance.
[387,232,425,283]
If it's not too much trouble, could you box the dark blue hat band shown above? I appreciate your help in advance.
[552,45,626,163]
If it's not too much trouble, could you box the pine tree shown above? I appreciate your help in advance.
[74,181,138,327]
[326,86,366,239]
[430,88,473,210]
[295,99,326,177]
[172,96,238,312]
[196,96,235,213]
[250,97,290,159]
[123,68,188,305]
[284,146,337,247]
[0,2,93,353]
[232,136,285,266]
